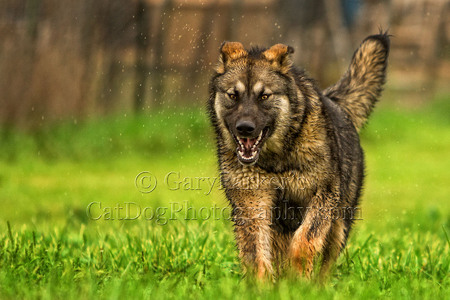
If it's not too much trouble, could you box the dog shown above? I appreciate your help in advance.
[207,33,390,279]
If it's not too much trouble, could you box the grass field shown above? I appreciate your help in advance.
[0,96,449,299]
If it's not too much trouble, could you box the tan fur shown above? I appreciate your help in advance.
[216,42,248,74]
[262,44,294,74]
[324,36,390,130]
[208,33,389,280]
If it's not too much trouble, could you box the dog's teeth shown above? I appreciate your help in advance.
[253,133,262,148]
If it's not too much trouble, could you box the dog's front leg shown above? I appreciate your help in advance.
[229,189,275,279]
[289,191,336,277]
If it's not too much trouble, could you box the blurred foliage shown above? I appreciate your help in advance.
[1,108,213,162]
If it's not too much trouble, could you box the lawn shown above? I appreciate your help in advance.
[0,95,449,299]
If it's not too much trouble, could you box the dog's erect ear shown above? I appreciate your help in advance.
[262,44,294,73]
[216,42,247,73]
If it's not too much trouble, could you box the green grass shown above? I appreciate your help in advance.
[0,97,449,299]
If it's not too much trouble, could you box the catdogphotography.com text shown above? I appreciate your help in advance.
[86,200,362,225]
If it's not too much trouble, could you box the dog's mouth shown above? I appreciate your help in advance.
[233,127,269,165]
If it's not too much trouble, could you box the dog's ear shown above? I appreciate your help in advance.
[216,42,247,73]
[262,44,294,73]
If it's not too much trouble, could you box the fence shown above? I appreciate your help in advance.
[0,0,449,128]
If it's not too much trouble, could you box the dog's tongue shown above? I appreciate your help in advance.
[240,137,257,152]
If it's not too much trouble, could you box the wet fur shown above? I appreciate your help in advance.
[208,33,390,279]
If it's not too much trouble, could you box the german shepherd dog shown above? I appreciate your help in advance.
[208,33,389,279]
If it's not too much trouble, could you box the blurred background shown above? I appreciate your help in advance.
[0,2,449,297]
[1,0,449,128]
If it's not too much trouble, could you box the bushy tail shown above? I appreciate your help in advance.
[324,33,390,130]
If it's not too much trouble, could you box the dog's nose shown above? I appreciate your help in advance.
[236,120,255,136]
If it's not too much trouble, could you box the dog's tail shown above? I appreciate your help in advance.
[323,33,390,131]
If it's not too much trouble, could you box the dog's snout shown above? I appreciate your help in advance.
[236,120,256,136]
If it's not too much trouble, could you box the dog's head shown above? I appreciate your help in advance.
[209,42,304,166]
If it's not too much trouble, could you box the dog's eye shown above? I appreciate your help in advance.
[228,93,237,100]
[260,94,270,100]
